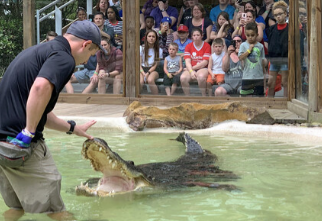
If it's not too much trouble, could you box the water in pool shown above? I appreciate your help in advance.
[1,121,322,221]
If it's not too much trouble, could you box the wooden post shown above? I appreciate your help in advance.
[23,0,35,49]
[308,0,321,117]
[123,0,140,98]
[318,1,322,113]
[294,0,303,99]
[288,0,296,100]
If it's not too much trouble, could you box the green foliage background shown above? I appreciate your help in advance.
[0,0,80,76]
[0,2,23,76]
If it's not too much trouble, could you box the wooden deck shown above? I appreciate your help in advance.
[54,103,129,118]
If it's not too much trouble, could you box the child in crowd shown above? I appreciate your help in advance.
[158,17,174,58]
[77,7,87,21]
[232,10,267,55]
[45,31,57,41]
[238,22,266,96]
[140,30,163,95]
[207,38,226,96]
[210,11,234,47]
[174,24,192,55]
[140,16,155,45]
[267,1,289,97]
[163,43,183,96]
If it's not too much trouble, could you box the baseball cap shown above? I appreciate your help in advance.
[66,20,105,52]
[178,25,189,32]
[161,17,172,24]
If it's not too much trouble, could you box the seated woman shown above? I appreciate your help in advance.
[140,30,163,95]
[184,3,213,44]
[105,6,123,50]
[96,37,123,94]
[180,27,211,96]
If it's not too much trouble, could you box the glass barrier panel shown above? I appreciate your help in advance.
[65,0,124,95]
[295,0,309,102]
[138,0,289,98]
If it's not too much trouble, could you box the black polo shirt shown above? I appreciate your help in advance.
[0,36,75,141]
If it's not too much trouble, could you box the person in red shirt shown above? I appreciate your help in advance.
[181,27,211,96]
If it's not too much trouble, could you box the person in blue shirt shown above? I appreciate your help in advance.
[209,0,235,24]
[150,0,178,31]
[174,24,192,54]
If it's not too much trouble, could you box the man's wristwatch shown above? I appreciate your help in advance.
[66,120,76,135]
[161,9,165,12]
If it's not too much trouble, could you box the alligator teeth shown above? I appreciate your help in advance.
[107,156,109,160]
[99,147,102,152]
[109,160,112,164]
[112,163,116,168]
[80,181,83,187]
[85,183,88,187]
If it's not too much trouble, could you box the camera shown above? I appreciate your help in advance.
[230,40,236,48]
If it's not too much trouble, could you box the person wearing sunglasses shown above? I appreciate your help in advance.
[214,35,243,96]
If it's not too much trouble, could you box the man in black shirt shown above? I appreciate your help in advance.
[0,20,103,220]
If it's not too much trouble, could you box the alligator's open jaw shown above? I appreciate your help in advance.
[77,138,151,196]
[76,134,238,197]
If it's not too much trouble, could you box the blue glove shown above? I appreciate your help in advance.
[7,129,35,148]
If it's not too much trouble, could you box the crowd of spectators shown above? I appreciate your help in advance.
[63,0,307,98]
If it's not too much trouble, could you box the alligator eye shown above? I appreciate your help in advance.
[128,161,135,165]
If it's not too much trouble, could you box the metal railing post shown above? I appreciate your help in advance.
[36,9,40,44]
[87,0,92,18]
[35,0,76,43]
[55,6,62,36]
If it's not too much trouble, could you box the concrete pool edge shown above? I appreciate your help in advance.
[55,116,322,146]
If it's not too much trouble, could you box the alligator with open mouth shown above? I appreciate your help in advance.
[75,133,238,196]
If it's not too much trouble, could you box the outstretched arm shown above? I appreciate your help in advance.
[46,112,96,139]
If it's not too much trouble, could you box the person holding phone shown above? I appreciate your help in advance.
[234,1,268,49]
[232,9,267,55]
[215,35,243,96]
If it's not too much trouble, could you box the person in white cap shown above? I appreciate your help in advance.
[0,20,103,220]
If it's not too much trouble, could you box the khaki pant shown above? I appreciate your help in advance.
[0,139,65,213]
